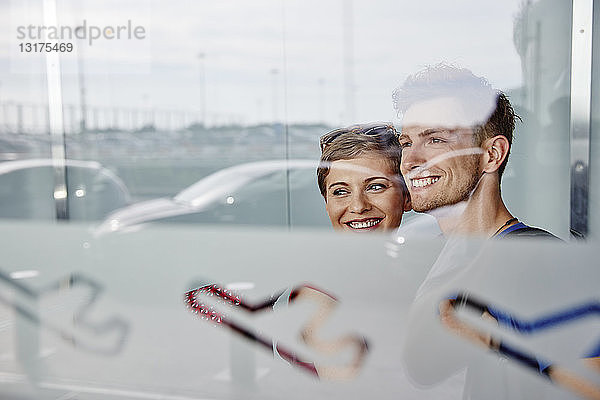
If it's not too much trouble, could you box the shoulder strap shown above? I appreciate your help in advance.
[496,222,527,238]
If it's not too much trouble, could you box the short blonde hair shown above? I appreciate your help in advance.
[317,124,405,198]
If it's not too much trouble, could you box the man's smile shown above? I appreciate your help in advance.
[411,176,441,188]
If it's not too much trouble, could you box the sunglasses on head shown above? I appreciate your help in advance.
[319,123,397,153]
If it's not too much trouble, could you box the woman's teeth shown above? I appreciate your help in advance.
[347,219,381,229]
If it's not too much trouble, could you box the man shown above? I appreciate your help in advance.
[393,65,562,399]
[393,64,555,239]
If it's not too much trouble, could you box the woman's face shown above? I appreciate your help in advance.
[324,155,410,232]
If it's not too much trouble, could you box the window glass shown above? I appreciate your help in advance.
[590,0,600,239]
[503,0,572,238]
[2,0,579,235]
[2,1,600,400]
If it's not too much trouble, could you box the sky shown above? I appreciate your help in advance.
[0,0,526,127]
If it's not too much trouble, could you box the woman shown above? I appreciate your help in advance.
[317,123,411,232]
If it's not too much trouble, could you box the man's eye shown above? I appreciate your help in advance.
[430,137,445,144]
[367,183,386,192]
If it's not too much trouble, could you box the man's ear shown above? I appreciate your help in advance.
[482,135,510,174]
[403,191,412,212]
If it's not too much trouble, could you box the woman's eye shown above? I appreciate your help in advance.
[399,142,411,149]
[332,188,349,196]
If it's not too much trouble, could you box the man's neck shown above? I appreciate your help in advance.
[430,175,514,237]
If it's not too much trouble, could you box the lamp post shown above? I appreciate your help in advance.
[198,53,207,126]
[342,0,355,123]
[270,68,279,123]
[318,78,325,124]
[75,26,87,133]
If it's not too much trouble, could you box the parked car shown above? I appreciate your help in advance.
[95,159,329,235]
[0,159,131,221]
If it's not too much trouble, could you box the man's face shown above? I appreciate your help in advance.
[397,97,484,213]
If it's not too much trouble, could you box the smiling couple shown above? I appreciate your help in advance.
[317,63,555,239]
